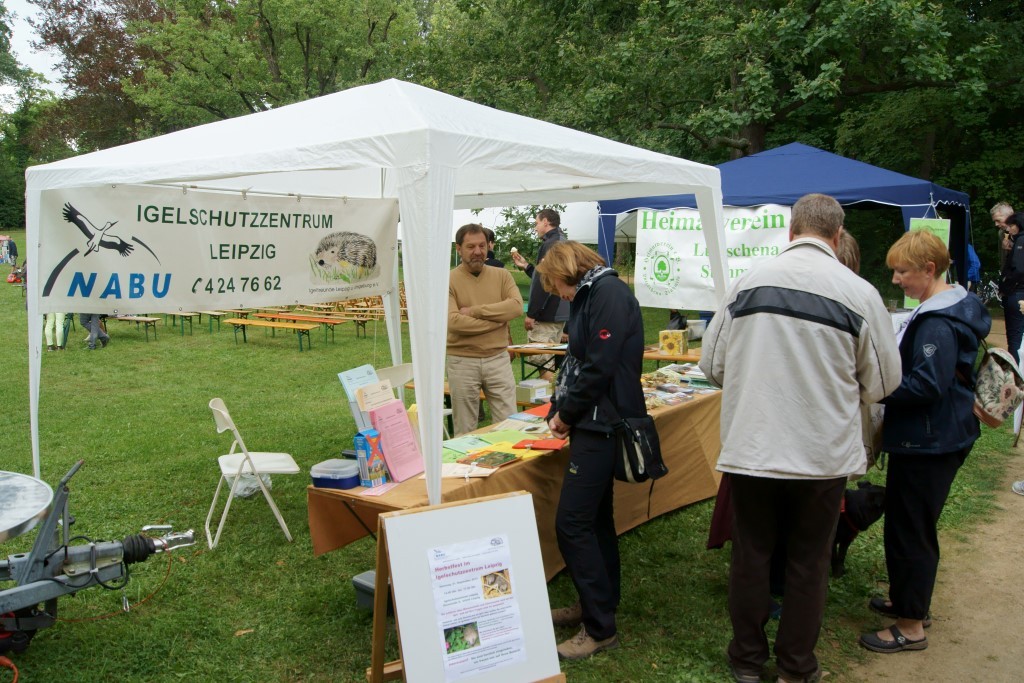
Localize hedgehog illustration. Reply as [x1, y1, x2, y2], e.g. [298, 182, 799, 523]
[314, 231, 378, 271]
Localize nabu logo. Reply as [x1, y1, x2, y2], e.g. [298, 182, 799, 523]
[43, 203, 167, 300]
[641, 242, 682, 297]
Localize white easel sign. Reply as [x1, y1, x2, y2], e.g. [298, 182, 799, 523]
[383, 492, 560, 683]
[430, 534, 524, 679]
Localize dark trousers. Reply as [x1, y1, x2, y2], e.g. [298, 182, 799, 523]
[555, 428, 620, 640]
[884, 449, 967, 620]
[79, 313, 108, 349]
[727, 474, 846, 679]
[1003, 291, 1024, 363]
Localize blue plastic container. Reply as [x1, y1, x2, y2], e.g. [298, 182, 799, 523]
[310, 458, 360, 489]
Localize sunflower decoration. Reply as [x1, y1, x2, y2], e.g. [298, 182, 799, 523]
[659, 330, 686, 355]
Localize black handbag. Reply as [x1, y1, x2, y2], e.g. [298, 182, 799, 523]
[599, 396, 668, 484]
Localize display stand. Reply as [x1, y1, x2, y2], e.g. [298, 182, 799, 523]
[367, 492, 564, 683]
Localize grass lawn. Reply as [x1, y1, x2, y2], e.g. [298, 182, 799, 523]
[0, 226, 1015, 681]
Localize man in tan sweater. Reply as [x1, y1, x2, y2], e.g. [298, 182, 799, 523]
[448, 224, 523, 435]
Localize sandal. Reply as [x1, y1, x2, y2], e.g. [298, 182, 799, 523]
[859, 625, 928, 653]
[868, 597, 932, 628]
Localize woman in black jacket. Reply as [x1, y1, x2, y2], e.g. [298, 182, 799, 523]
[859, 230, 990, 654]
[535, 241, 645, 661]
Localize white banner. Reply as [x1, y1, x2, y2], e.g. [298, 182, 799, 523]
[37, 185, 398, 314]
[634, 204, 791, 310]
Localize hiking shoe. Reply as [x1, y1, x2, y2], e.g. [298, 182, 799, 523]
[100, 337, 109, 348]
[551, 601, 583, 628]
[556, 625, 618, 660]
[1012, 480, 1024, 496]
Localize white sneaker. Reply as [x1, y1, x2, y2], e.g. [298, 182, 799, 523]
[1011, 480, 1024, 496]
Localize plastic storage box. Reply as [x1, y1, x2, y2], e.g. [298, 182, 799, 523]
[352, 570, 393, 613]
[310, 458, 360, 489]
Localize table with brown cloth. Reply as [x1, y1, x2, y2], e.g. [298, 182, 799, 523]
[307, 390, 722, 580]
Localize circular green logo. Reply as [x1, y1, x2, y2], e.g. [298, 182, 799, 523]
[641, 242, 681, 296]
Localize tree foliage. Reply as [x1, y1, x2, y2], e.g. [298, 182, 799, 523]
[126, 0, 423, 128]
[10, 0, 1024, 276]
[27, 0, 167, 149]
[1, 0, 23, 87]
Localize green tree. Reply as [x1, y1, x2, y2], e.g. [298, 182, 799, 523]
[0, 0, 22, 87]
[0, 90, 73, 228]
[491, 204, 564, 264]
[127, 0, 424, 128]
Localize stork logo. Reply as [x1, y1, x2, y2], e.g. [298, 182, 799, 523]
[63, 203, 135, 257]
[43, 202, 168, 300]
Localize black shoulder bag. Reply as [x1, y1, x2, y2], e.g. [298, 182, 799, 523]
[598, 395, 668, 484]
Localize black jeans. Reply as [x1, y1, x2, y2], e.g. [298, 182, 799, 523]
[884, 449, 968, 620]
[1003, 290, 1024, 363]
[727, 474, 846, 679]
[555, 427, 620, 640]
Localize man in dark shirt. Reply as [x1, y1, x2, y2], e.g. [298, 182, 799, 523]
[511, 208, 570, 380]
[483, 227, 505, 268]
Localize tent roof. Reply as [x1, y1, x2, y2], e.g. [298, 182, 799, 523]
[27, 79, 719, 207]
[598, 142, 969, 214]
[24, 79, 729, 500]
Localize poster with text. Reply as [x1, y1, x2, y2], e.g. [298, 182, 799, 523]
[634, 204, 791, 311]
[37, 185, 398, 314]
[429, 534, 524, 681]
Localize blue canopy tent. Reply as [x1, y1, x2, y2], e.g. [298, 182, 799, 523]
[598, 142, 972, 283]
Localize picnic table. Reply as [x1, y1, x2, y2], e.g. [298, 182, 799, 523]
[252, 312, 348, 343]
[162, 312, 198, 336]
[196, 311, 228, 333]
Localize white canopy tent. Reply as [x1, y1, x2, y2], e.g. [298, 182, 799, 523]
[25, 79, 727, 504]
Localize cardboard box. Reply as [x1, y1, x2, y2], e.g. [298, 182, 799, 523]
[659, 329, 688, 355]
[516, 379, 551, 403]
[353, 429, 388, 487]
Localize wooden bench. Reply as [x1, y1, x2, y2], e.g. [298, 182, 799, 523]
[252, 312, 348, 343]
[197, 310, 228, 333]
[222, 318, 319, 351]
[108, 315, 161, 342]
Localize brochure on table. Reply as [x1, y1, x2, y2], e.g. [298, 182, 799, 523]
[369, 399, 425, 482]
[338, 364, 378, 431]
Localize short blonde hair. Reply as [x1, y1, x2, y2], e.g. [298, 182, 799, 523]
[535, 241, 605, 294]
[886, 230, 950, 275]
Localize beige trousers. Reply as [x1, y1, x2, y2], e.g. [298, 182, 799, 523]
[446, 352, 517, 435]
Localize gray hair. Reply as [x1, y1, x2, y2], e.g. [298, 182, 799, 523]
[791, 193, 844, 239]
[991, 202, 1014, 219]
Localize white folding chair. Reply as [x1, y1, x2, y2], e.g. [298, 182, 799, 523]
[205, 398, 300, 549]
[376, 363, 452, 438]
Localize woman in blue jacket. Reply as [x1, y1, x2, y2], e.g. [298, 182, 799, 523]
[860, 230, 991, 654]
[536, 241, 645, 661]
